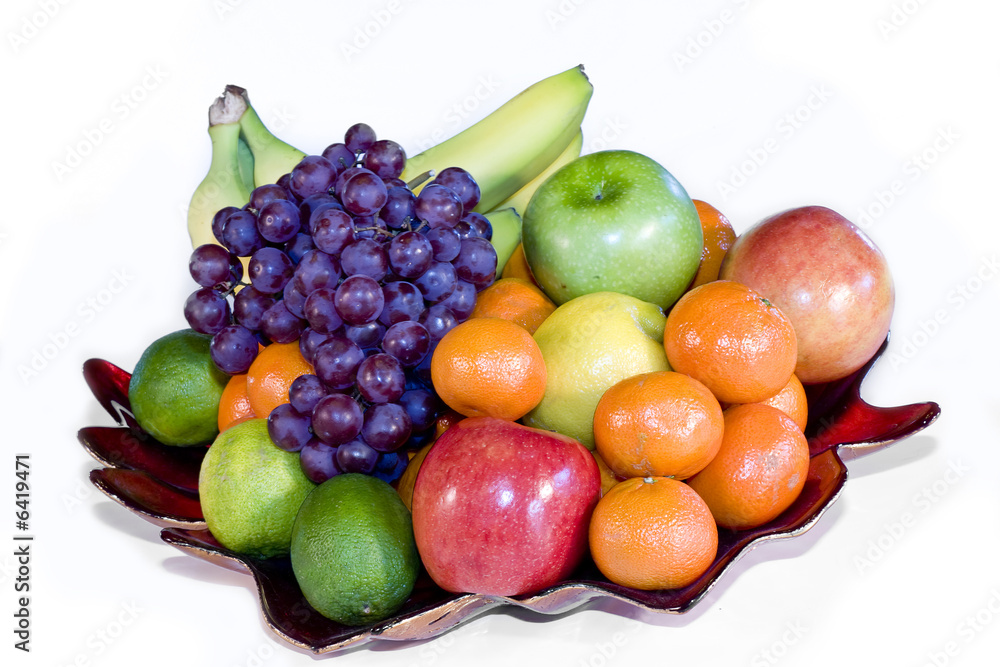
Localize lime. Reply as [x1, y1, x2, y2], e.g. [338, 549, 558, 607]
[291, 473, 420, 627]
[198, 418, 315, 559]
[128, 328, 228, 446]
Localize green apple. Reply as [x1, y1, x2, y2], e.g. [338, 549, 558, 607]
[522, 150, 702, 310]
[523, 291, 670, 450]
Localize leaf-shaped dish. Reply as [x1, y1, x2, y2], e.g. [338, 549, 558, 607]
[78, 336, 940, 655]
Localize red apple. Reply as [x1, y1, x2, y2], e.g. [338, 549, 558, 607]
[719, 206, 894, 385]
[411, 416, 601, 597]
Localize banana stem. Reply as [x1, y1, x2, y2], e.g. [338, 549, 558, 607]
[208, 85, 248, 127]
[406, 170, 435, 191]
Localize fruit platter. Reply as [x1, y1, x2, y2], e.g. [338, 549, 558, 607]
[77, 65, 940, 655]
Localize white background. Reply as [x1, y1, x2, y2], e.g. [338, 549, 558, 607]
[2, 0, 998, 665]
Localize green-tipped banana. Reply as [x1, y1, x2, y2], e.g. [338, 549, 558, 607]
[233, 86, 306, 187]
[186, 94, 252, 250]
[401, 65, 594, 214]
[236, 135, 255, 193]
[490, 130, 583, 217]
[484, 207, 522, 274]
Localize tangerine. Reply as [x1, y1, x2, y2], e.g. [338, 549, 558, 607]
[690, 200, 737, 289]
[245, 342, 316, 417]
[470, 277, 557, 334]
[757, 373, 808, 431]
[218, 373, 256, 431]
[593, 371, 723, 480]
[589, 476, 718, 590]
[664, 280, 797, 404]
[687, 403, 810, 531]
[430, 317, 547, 421]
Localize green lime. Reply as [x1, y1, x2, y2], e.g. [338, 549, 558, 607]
[127, 328, 228, 446]
[291, 473, 420, 627]
[198, 418, 315, 559]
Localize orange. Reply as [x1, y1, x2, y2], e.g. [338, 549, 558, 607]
[218, 373, 256, 431]
[593, 371, 723, 480]
[690, 200, 737, 289]
[430, 317, 547, 421]
[245, 342, 315, 417]
[500, 243, 538, 285]
[687, 403, 810, 531]
[470, 277, 557, 334]
[757, 373, 808, 431]
[664, 280, 797, 405]
[589, 476, 718, 590]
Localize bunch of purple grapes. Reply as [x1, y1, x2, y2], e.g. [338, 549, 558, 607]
[183, 122, 498, 484]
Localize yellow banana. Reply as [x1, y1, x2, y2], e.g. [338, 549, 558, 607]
[490, 130, 583, 217]
[401, 65, 593, 213]
[484, 207, 522, 275]
[234, 86, 306, 187]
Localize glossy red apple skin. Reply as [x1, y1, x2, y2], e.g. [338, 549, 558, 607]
[719, 206, 894, 385]
[411, 416, 601, 597]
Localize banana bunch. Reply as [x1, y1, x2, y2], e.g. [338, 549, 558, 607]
[186, 85, 305, 250]
[186, 66, 594, 274]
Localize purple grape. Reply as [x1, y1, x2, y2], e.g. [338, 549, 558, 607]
[432, 167, 480, 211]
[453, 237, 498, 288]
[437, 279, 477, 321]
[311, 393, 363, 445]
[333, 166, 366, 200]
[399, 388, 440, 432]
[267, 403, 312, 452]
[247, 247, 294, 294]
[322, 142, 356, 172]
[379, 281, 425, 325]
[212, 206, 241, 243]
[293, 249, 341, 295]
[334, 274, 384, 326]
[362, 139, 406, 180]
[303, 287, 344, 335]
[276, 173, 298, 201]
[414, 261, 458, 303]
[248, 183, 289, 211]
[299, 327, 333, 365]
[341, 169, 388, 217]
[415, 183, 464, 229]
[256, 199, 301, 244]
[345, 123, 376, 153]
[356, 353, 406, 404]
[221, 210, 265, 256]
[344, 321, 386, 350]
[455, 211, 492, 241]
[284, 233, 316, 264]
[289, 374, 327, 415]
[298, 192, 341, 222]
[381, 321, 430, 367]
[336, 438, 379, 474]
[388, 231, 433, 279]
[299, 438, 340, 483]
[425, 227, 462, 262]
[281, 279, 308, 319]
[340, 238, 388, 280]
[372, 451, 409, 484]
[380, 186, 417, 230]
[312, 336, 365, 390]
[233, 286, 274, 331]
[310, 208, 356, 256]
[210, 324, 259, 374]
[352, 214, 389, 242]
[184, 288, 231, 335]
[361, 403, 412, 452]
[260, 300, 305, 344]
[419, 304, 459, 343]
[288, 155, 338, 199]
[189, 244, 233, 288]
